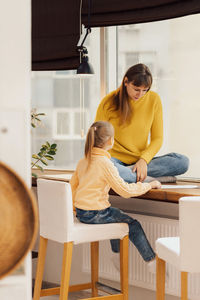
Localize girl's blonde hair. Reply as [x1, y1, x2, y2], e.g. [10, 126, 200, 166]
[85, 121, 114, 166]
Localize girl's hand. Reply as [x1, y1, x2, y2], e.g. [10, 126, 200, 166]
[149, 180, 162, 189]
[132, 158, 147, 182]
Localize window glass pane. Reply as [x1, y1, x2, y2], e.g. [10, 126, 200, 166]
[117, 15, 200, 178]
[31, 28, 100, 170]
[56, 112, 70, 135]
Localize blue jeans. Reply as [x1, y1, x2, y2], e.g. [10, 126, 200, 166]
[111, 152, 189, 183]
[76, 207, 155, 262]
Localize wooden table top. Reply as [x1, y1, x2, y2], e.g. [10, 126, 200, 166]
[110, 181, 200, 203]
[32, 174, 200, 204]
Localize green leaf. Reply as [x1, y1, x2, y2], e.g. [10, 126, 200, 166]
[32, 173, 38, 178]
[38, 152, 43, 157]
[41, 144, 48, 149]
[50, 144, 57, 149]
[47, 150, 56, 155]
[36, 113, 45, 116]
[35, 164, 44, 171]
[31, 123, 36, 128]
[46, 141, 50, 147]
[44, 155, 54, 160]
[40, 159, 48, 166]
[32, 154, 39, 159]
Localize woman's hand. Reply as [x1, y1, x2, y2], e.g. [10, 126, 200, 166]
[132, 158, 147, 182]
[149, 180, 162, 189]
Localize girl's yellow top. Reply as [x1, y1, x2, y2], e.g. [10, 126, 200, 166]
[70, 148, 151, 210]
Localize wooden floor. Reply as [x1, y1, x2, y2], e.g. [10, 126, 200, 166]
[38, 286, 179, 300]
[40, 289, 106, 300]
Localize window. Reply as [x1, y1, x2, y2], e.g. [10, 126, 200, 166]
[32, 15, 200, 177]
[115, 15, 200, 177]
[31, 28, 100, 169]
[53, 108, 89, 139]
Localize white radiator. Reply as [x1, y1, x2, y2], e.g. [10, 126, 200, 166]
[82, 213, 200, 299]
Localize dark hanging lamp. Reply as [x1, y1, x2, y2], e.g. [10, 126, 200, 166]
[77, 0, 94, 75]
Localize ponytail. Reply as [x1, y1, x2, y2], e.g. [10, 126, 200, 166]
[84, 121, 114, 168]
[84, 126, 96, 166]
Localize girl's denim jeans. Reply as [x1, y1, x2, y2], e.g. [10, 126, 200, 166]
[76, 206, 155, 262]
[111, 152, 189, 183]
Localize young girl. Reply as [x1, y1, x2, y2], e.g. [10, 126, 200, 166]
[70, 121, 161, 269]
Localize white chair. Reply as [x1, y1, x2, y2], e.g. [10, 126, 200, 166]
[33, 178, 129, 300]
[156, 196, 200, 300]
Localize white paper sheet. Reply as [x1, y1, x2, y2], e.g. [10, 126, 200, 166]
[161, 184, 198, 189]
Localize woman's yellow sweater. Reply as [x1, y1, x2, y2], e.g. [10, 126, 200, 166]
[95, 90, 163, 164]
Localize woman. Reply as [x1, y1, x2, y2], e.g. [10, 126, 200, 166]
[95, 63, 189, 183]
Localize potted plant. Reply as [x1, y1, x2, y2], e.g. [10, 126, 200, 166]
[31, 109, 57, 178]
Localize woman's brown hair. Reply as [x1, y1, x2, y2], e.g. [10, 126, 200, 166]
[108, 63, 152, 125]
[85, 121, 114, 167]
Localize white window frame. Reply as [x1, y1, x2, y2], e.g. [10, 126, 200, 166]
[52, 107, 89, 140]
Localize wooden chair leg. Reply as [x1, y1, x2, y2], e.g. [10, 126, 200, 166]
[33, 236, 48, 300]
[120, 235, 129, 300]
[60, 242, 73, 300]
[181, 271, 188, 300]
[156, 255, 165, 300]
[91, 241, 99, 297]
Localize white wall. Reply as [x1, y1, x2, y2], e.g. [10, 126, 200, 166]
[0, 0, 32, 299]
[0, 0, 31, 185]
